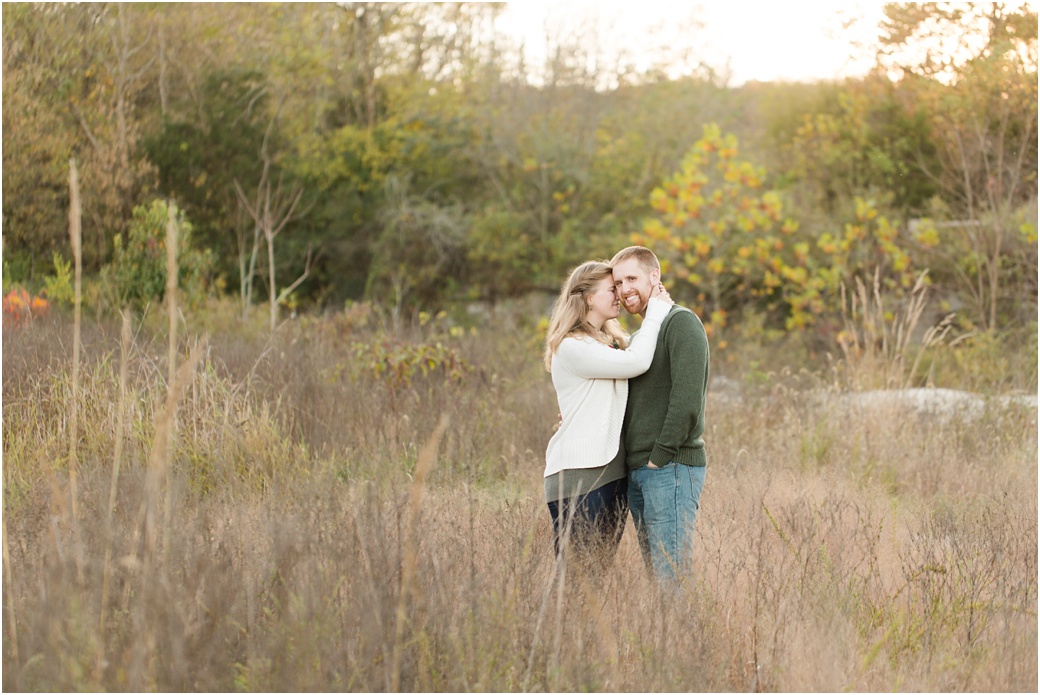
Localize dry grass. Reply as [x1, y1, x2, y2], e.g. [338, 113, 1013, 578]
[2, 304, 1037, 692]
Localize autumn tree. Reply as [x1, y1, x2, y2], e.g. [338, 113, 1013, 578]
[879, 2, 1038, 330]
[637, 124, 919, 338]
[2, 4, 74, 280]
[2, 4, 156, 274]
[785, 75, 939, 219]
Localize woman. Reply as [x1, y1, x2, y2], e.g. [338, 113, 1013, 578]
[543, 260, 672, 571]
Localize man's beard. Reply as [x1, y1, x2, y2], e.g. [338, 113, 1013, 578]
[622, 289, 648, 315]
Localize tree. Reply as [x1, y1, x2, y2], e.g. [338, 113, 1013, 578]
[98, 200, 214, 312]
[146, 68, 271, 285]
[234, 143, 309, 331]
[879, 2, 1038, 330]
[366, 176, 467, 322]
[635, 124, 805, 335]
[636, 125, 919, 338]
[2, 4, 75, 280]
[785, 75, 939, 218]
[1, 4, 157, 275]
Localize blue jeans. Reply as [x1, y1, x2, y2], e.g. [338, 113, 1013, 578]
[547, 478, 628, 573]
[628, 463, 706, 582]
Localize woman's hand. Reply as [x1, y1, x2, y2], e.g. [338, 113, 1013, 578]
[650, 283, 673, 305]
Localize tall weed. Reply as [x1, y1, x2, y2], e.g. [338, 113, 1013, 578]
[3, 306, 1036, 692]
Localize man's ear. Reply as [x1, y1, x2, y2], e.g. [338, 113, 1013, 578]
[651, 268, 661, 284]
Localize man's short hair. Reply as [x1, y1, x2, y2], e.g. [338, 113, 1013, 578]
[610, 246, 660, 274]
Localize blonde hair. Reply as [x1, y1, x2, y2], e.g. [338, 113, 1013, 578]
[544, 261, 629, 371]
[609, 245, 660, 274]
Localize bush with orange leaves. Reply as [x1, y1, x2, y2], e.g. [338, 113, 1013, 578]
[2, 288, 49, 329]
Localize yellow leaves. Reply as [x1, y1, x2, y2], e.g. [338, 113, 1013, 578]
[698, 122, 723, 149]
[650, 186, 669, 212]
[1019, 223, 1037, 244]
[642, 218, 670, 242]
[785, 311, 812, 331]
[784, 265, 807, 284]
[855, 197, 878, 221]
[817, 233, 837, 255]
[694, 239, 712, 258]
[913, 219, 940, 247]
[760, 190, 783, 216]
[875, 217, 896, 242]
[737, 246, 752, 259]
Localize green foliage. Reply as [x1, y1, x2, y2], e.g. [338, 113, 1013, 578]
[340, 337, 471, 392]
[787, 77, 939, 215]
[923, 323, 1039, 393]
[99, 200, 215, 312]
[42, 252, 74, 306]
[3, 1, 1036, 342]
[466, 209, 542, 299]
[365, 177, 468, 313]
[2, 5, 80, 274]
[145, 69, 271, 283]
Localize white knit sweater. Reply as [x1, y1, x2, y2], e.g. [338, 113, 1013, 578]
[544, 297, 670, 478]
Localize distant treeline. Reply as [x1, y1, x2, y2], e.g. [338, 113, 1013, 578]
[3, 3, 1036, 333]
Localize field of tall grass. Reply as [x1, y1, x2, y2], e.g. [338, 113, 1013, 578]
[3, 297, 1037, 692]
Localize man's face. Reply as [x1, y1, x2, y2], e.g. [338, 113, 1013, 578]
[612, 257, 659, 317]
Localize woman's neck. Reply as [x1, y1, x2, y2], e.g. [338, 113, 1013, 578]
[585, 321, 610, 343]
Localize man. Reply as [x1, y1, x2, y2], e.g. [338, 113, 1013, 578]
[610, 246, 709, 582]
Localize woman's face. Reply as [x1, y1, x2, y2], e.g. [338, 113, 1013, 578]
[585, 275, 620, 327]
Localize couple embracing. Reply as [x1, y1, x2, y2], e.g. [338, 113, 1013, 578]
[543, 246, 709, 583]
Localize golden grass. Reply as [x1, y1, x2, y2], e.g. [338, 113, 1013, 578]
[2, 306, 1037, 691]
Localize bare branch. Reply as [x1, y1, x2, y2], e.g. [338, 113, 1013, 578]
[275, 246, 324, 304]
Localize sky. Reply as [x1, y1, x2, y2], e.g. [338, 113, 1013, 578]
[497, 1, 888, 85]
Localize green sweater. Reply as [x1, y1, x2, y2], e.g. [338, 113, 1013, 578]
[622, 305, 709, 470]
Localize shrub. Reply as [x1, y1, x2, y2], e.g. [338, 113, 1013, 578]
[2, 288, 49, 329]
[99, 199, 216, 312]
